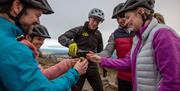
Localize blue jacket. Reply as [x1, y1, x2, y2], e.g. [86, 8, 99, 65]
[0, 17, 79, 91]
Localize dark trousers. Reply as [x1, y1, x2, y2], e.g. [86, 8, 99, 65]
[118, 78, 132, 91]
[72, 64, 103, 91]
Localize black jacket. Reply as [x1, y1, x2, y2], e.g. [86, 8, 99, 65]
[58, 22, 103, 53]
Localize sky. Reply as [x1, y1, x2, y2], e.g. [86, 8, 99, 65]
[40, 0, 180, 46]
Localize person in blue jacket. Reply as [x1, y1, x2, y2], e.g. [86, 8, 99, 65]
[0, 0, 88, 91]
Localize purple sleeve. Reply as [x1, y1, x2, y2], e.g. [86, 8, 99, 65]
[153, 28, 180, 91]
[100, 53, 131, 71]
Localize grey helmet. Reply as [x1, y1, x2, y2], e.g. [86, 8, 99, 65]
[30, 24, 51, 38]
[117, 0, 155, 16]
[88, 8, 105, 22]
[112, 3, 124, 19]
[0, 0, 54, 14]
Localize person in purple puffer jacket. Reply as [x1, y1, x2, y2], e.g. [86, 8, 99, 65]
[87, 0, 180, 91]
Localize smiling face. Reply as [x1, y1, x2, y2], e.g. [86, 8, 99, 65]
[19, 8, 42, 33]
[116, 15, 126, 27]
[31, 36, 45, 50]
[123, 7, 154, 32]
[88, 17, 102, 30]
[124, 11, 143, 32]
[123, 11, 143, 32]
[6, 0, 43, 33]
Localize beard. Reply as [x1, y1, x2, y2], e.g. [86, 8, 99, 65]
[21, 23, 34, 34]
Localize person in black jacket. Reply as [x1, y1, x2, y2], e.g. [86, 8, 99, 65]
[58, 8, 104, 91]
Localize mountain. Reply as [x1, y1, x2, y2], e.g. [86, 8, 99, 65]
[40, 39, 68, 57]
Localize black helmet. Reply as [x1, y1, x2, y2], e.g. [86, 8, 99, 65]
[22, 0, 54, 14]
[117, 0, 155, 16]
[0, 0, 54, 14]
[112, 3, 124, 19]
[30, 24, 51, 38]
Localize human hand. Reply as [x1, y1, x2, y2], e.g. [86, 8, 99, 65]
[73, 58, 88, 75]
[86, 51, 101, 63]
[70, 58, 78, 66]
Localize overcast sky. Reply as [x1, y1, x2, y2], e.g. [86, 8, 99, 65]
[40, 0, 180, 45]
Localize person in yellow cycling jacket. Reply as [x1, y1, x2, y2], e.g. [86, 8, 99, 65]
[58, 8, 104, 91]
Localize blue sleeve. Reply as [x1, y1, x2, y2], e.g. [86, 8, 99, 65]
[0, 43, 79, 91]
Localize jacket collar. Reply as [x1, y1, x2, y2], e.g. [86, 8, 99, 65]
[141, 18, 158, 40]
[136, 18, 158, 40]
[0, 17, 23, 38]
[116, 25, 135, 36]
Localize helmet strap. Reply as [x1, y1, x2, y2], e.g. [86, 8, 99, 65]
[29, 36, 34, 43]
[142, 12, 153, 26]
[141, 14, 147, 26]
[137, 8, 152, 26]
[7, 5, 28, 34]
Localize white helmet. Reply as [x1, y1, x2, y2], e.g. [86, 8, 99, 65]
[88, 8, 105, 22]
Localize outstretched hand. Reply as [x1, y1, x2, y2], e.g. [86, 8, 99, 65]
[73, 58, 88, 75]
[86, 51, 101, 63]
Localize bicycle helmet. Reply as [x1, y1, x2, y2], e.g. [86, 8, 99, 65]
[117, 0, 155, 16]
[0, 0, 54, 14]
[23, 0, 54, 14]
[30, 24, 51, 38]
[112, 3, 124, 19]
[88, 8, 105, 22]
